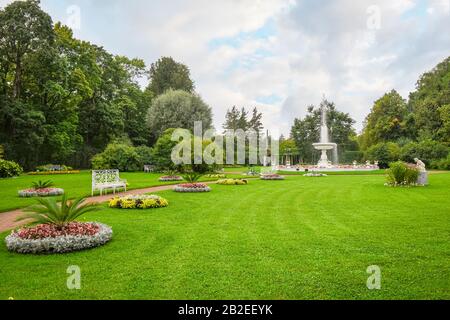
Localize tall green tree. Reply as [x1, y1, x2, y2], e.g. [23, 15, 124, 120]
[409, 56, 450, 143]
[147, 90, 213, 142]
[147, 57, 195, 96]
[360, 90, 411, 150]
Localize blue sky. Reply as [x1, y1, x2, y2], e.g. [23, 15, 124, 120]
[1, 0, 449, 135]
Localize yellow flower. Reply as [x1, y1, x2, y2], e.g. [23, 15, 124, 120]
[109, 197, 120, 208]
[121, 199, 136, 209]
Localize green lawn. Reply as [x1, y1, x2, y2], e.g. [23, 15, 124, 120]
[0, 173, 449, 300]
[0, 171, 249, 213]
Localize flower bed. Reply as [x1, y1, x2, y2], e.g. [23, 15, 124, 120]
[28, 171, 80, 175]
[217, 179, 248, 185]
[260, 174, 285, 181]
[109, 194, 169, 209]
[174, 183, 211, 193]
[304, 173, 328, 177]
[18, 188, 64, 198]
[159, 175, 183, 182]
[5, 222, 112, 254]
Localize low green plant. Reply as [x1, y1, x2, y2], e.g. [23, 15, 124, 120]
[0, 159, 23, 178]
[386, 161, 419, 186]
[17, 194, 102, 229]
[31, 180, 54, 190]
[182, 172, 203, 183]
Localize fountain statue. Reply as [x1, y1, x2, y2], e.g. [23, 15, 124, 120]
[312, 104, 337, 168]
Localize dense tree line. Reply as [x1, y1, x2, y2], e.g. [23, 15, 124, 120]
[0, 0, 212, 170]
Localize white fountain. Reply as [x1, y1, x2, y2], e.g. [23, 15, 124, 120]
[312, 104, 337, 168]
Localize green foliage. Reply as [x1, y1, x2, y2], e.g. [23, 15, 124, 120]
[151, 129, 180, 171]
[18, 194, 101, 228]
[36, 164, 72, 172]
[342, 151, 364, 164]
[400, 139, 449, 166]
[223, 106, 264, 134]
[360, 90, 410, 149]
[430, 155, 450, 170]
[91, 142, 142, 172]
[182, 172, 203, 183]
[31, 180, 54, 190]
[135, 146, 153, 166]
[147, 90, 213, 141]
[409, 57, 450, 142]
[0, 159, 23, 178]
[291, 99, 357, 164]
[365, 142, 400, 169]
[147, 57, 195, 96]
[386, 161, 419, 186]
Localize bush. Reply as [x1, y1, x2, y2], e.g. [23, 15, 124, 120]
[400, 140, 449, 166]
[365, 142, 400, 169]
[217, 179, 248, 185]
[386, 161, 420, 186]
[0, 159, 23, 178]
[109, 195, 169, 209]
[35, 164, 72, 172]
[135, 146, 153, 166]
[92, 142, 141, 172]
[430, 155, 450, 170]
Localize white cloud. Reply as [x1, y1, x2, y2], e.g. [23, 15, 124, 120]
[4, 0, 450, 136]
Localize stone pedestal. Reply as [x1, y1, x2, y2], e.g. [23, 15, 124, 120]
[417, 172, 428, 186]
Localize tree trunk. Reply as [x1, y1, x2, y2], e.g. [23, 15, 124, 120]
[13, 53, 21, 99]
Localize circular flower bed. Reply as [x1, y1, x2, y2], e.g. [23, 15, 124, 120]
[5, 222, 112, 254]
[217, 179, 248, 185]
[18, 188, 64, 198]
[159, 176, 183, 182]
[304, 173, 328, 177]
[109, 194, 169, 209]
[260, 174, 285, 181]
[174, 183, 211, 193]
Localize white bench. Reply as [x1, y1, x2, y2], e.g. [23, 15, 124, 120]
[92, 170, 127, 196]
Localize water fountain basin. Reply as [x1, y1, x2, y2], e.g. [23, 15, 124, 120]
[312, 143, 336, 151]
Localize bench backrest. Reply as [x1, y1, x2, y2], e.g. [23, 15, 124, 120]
[92, 170, 121, 187]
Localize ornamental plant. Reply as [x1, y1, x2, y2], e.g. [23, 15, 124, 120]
[109, 195, 169, 209]
[386, 161, 420, 186]
[217, 179, 248, 185]
[182, 172, 204, 183]
[0, 159, 23, 178]
[31, 180, 54, 190]
[17, 194, 101, 229]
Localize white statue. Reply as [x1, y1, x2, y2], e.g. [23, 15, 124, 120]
[414, 158, 426, 173]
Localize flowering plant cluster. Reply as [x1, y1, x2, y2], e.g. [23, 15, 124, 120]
[159, 175, 183, 182]
[109, 194, 169, 209]
[174, 183, 211, 193]
[217, 179, 248, 185]
[304, 173, 328, 177]
[15, 222, 100, 240]
[205, 174, 226, 179]
[28, 171, 80, 175]
[18, 188, 64, 198]
[260, 174, 285, 181]
[5, 223, 112, 254]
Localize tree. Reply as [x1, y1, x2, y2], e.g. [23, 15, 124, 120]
[365, 142, 401, 168]
[409, 56, 450, 143]
[291, 100, 356, 164]
[147, 57, 195, 96]
[360, 90, 410, 149]
[0, 0, 54, 100]
[147, 90, 213, 141]
[223, 106, 263, 133]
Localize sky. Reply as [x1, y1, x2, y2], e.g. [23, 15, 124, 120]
[1, 0, 449, 136]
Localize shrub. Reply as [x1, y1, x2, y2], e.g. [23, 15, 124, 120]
[109, 195, 169, 209]
[386, 161, 420, 186]
[400, 140, 449, 166]
[92, 142, 141, 172]
[365, 142, 401, 169]
[430, 155, 450, 170]
[0, 159, 23, 178]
